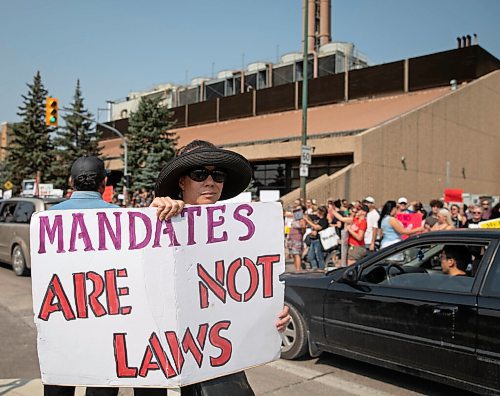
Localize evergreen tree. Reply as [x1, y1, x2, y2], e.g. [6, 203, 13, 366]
[126, 95, 177, 191]
[52, 79, 101, 189]
[6, 71, 55, 190]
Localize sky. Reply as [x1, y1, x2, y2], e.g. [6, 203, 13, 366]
[1, 0, 499, 124]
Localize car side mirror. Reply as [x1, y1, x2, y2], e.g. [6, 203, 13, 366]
[342, 267, 358, 284]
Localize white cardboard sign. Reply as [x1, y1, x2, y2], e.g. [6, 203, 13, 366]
[30, 202, 285, 388]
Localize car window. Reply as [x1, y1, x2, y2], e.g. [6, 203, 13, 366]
[359, 242, 489, 293]
[481, 247, 500, 297]
[14, 201, 36, 223]
[0, 202, 18, 223]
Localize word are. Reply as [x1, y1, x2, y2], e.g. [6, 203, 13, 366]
[114, 321, 232, 379]
[38, 268, 131, 321]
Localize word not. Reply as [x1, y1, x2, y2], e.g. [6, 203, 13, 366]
[38, 205, 255, 254]
[197, 254, 280, 309]
[114, 321, 232, 379]
[38, 268, 131, 321]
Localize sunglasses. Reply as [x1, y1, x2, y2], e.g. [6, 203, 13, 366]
[187, 168, 227, 183]
[472, 211, 482, 215]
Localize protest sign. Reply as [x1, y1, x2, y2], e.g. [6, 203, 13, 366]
[396, 212, 423, 239]
[102, 185, 114, 203]
[444, 188, 463, 203]
[479, 218, 500, 229]
[30, 202, 285, 388]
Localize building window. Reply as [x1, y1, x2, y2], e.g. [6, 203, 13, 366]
[120, 109, 128, 119]
[251, 154, 353, 196]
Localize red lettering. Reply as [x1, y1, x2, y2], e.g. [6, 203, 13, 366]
[86, 271, 107, 317]
[197, 262, 226, 309]
[257, 254, 280, 298]
[165, 331, 184, 374]
[147, 332, 177, 378]
[182, 327, 204, 368]
[73, 272, 87, 318]
[113, 333, 138, 378]
[209, 321, 232, 367]
[38, 274, 76, 321]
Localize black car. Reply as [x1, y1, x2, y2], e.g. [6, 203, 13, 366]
[281, 230, 500, 395]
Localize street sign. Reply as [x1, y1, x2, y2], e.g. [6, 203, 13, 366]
[301, 145, 312, 165]
[299, 164, 309, 177]
[3, 180, 13, 190]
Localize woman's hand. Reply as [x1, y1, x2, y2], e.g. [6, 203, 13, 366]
[150, 197, 185, 221]
[276, 305, 291, 332]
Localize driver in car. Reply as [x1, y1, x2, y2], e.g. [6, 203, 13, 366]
[440, 245, 472, 276]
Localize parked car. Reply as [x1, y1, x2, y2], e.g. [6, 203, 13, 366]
[0, 197, 65, 276]
[281, 230, 500, 395]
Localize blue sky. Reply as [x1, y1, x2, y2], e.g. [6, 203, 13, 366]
[1, 0, 499, 123]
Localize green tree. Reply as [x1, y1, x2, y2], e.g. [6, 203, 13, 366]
[126, 95, 177, 191]
[6, 71, 55, 191]
[52, 79, 101, 189]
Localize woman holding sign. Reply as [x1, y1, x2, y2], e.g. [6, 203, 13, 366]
[149, 140, 290, 396]
[378, 200, 424, 249]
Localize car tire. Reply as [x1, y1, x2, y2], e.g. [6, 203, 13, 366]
[12, 245, 28, 276]
[281, 303, 308, 360]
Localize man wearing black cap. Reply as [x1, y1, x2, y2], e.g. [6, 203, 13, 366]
[45, 155, 118, 396]
[49, 155, 118, 211]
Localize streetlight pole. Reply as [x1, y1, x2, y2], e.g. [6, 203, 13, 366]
[300, 0, 310, 201]
[60, 108, 129, 205]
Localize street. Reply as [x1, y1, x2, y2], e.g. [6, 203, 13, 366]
[0, 263, 472, 395]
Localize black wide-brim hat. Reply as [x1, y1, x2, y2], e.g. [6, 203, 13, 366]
[154, 147, 253, 200]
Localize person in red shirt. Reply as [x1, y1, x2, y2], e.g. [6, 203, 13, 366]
[346, 204, 368, 265]
[331, 203, 369, 265]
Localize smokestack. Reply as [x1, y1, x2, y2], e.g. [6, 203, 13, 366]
[457, 37, 462, 48]
[307, 0, 315, 51]
[461, 36, 467, 48]
[466, 34, 472, 47]
[473, 33, 478, 45]
[319, 0, 331, 46]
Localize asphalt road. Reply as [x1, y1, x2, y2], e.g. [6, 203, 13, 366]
[0, 263, 472, 395]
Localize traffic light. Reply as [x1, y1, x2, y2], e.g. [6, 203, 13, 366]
[123, 174, 132, 188]
[45, 97, 59, 127]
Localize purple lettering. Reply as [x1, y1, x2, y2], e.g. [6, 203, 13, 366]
[69, 213, 95, 252]
[206, 206, 228, 244]
[181, 206, 202, 246]
[38, 215, 65, 254]
[129, 212, 152, 250]
[97, 212, 122, 251]
[233, 204, 255, 241]
[152, 218, 181, 248]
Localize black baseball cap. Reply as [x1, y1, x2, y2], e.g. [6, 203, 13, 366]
[71, 156, 107, 181]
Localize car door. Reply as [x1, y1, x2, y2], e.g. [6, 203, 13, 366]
[12, 200, 36, 266]
[0, 201, 19, 262]
[324, 238, 489, 385]
[476, 240, 500, 393]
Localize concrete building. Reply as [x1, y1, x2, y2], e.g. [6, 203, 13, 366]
[0, 122, 13, 162]
[100, 43, 500, 206]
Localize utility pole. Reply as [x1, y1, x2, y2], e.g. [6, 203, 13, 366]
[300, 0, 310, 201]
[60, 107, 129, 205]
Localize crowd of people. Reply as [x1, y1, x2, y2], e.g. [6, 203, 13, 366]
[284, 196, 500, 272]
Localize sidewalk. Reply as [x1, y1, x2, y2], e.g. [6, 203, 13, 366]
[0, 380, 183, 395]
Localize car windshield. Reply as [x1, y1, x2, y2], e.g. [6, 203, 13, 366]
[359, 241, 490, 293]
